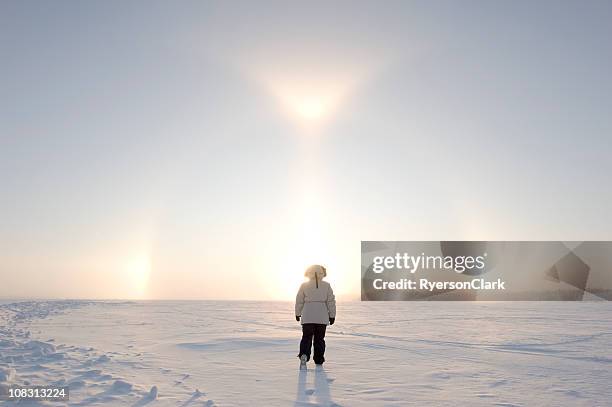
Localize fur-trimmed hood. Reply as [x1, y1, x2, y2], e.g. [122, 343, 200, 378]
[304, 264, 327, 280]
[304, 265, 326, 289]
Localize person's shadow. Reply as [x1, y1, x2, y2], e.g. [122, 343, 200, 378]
[294, 366, 337, 406]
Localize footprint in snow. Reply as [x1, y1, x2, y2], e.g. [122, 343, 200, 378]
[430, 372, 451, 380]
[489, 379, 508, 388]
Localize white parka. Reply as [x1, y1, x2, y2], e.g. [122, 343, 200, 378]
[295, 266, 336, 325]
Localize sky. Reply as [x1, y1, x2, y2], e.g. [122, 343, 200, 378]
[1, 1, 612, 300]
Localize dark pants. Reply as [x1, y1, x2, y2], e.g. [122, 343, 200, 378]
[299, 323, 326, 364]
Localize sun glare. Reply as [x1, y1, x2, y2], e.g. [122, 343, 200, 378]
[276, 87, 343, 122]
[240, 54, 382, 298]
[231, 43, 388, 126]
[124, 255, 151, 299]
[271, 245, 330, 300]
[253, 66, 360, 124]
[262, 201, 345, 300]
[294, 96, 329, 121]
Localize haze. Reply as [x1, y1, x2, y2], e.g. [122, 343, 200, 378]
[1, 1, 612, 300]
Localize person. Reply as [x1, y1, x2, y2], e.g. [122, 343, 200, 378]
[295, 264, 336, 367]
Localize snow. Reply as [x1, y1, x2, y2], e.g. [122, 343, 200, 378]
[0, 367, 16, 382]
[0, 300, 611, 406]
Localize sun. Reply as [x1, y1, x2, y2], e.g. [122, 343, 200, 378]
[263, 215, 338, 300]
[124, 255, 151, 299]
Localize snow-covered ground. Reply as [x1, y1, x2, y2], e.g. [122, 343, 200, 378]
[1, 300, 611, 406]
